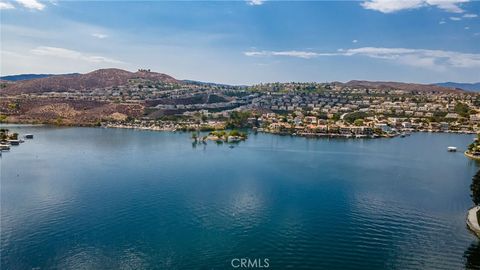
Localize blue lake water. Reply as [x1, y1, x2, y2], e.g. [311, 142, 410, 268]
[1, 125, 480, 269]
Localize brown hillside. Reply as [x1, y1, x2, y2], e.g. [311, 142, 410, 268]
[343, 80, 462, 93]
[1, 68, 178, 95]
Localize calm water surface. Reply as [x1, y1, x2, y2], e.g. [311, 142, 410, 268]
[1, 125, 480, 269]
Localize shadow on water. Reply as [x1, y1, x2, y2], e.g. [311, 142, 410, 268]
[468, 161, 480, 170]
[191, 141, 207, 151]
[464, 241, 480, 269]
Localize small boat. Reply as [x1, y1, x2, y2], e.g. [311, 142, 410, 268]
[227, 136, 241, 143]
[25, 134, 34, 139]
[8, 140, 20, 146]
[0, 144, 10, 151]
[447, 146, 457, 152]
[400, 133, 406, 138]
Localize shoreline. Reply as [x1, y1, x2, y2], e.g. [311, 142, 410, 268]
[467, 206, 480, 237]
[465, 151, 480, 160]
[2, 122, 478, 138]
[102, 124, 478, 138]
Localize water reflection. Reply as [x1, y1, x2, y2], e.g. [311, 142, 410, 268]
[464, 241, 480, 269]
[2, 127, 480, 269]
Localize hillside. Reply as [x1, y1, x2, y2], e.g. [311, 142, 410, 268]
[1, 68, 178, 95]
[343, 80, 462, 93]
[434, 82, 480, 92]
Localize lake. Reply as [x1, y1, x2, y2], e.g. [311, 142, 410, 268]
[1, 125, 480, 269]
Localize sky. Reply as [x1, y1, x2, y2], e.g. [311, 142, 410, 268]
[0, 0, 479, 85]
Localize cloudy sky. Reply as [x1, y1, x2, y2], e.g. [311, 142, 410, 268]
[0, 0, 479, 84]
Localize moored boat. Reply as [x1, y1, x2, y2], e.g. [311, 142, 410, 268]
[0, 144, 11, 151]
[8, 140, 20, 146]
[447, 146, 457, 152]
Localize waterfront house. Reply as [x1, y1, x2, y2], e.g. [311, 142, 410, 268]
[375, 123, 391, 133]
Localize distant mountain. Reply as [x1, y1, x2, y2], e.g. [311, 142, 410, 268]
[342, 80, 462, 93]
[0, 73, 79, 81]
[1, 68, 178, 95]
[182, 79, 247, 88]
[183, 80, 228, 87]
[434, 82, 480, 92]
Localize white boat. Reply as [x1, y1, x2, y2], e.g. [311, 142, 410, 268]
[227, 136, 241, 142]
[0, 144, 10, 151]
[447, 146, 457, 152]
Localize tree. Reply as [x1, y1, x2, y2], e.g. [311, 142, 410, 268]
[471, 170, 480, 205]
[229, 130, 240, 137]
[0, 128, 9, 141]
[226, 111, 252, 128]
[8, 103, 18, 110]
[354, 119, 364, 126]
[455, 102, 471, 117]
[344, 112, 367, 123]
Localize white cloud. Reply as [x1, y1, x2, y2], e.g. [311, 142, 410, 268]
[439, 20, 446, 24]
[30, 46, 123, 64]
[0, 1, 14, 9]
[246, 0, 264, 6]
[339, 47, 480, 69]
[343, 47, 480, 69]
[425, 0, 468, 13]
[244, 50, 336, 59]
[465, 26, 470, 30]
[449, 16, 462, 20]
[352, 39, 358, 43]
[15, 0, 45, 10]
[361, 0, 424, 13]
[92, 33, 108, 39]
[244, 51, 266, 57]
[271, 51, 324, 58]
[244, 47, 480, 69]
[361, 0, 468, 13]
[463, 13, 478, 18]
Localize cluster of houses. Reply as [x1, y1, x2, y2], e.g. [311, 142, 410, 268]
[247, 88, 477, 119]
[257, 110, 478, 138]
